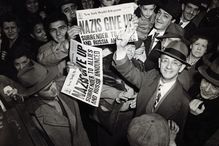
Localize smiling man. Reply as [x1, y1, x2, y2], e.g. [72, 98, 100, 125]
[179, 0, 201, 39]
[37, 12, 79, 91]
[114, 17, 189, 145]
[134, 0, 182, 71]
[58, 0, 79, 26]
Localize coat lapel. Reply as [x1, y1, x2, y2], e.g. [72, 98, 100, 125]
[156, 81, 182, 119]
[58, 97, 76, 133]
[136, 73, 160, 116]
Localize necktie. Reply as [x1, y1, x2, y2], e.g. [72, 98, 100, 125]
[153, 84, 162, 109]
[149, 32, 159, 52]
[179, 22, 183, 26]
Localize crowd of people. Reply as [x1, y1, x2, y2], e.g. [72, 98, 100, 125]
[0, 0, 218, 146]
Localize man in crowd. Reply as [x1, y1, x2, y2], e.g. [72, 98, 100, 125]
[16, 61, 91, 146]
[135, 0, 182, 71]
[58, 0, 79, 26]
[179, 0, 202, 39]
[113, 16, 190, 145]
[37, 12, 80, 90]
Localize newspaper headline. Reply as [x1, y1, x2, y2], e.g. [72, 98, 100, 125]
[61, 40, 103, 107]
[76, 3, 138, 46]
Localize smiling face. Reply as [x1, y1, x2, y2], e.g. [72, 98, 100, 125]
[200, 78, 219, 100]
[61, 3, 77, 24]
[32, 23, 48, 42]
[154, 9, 173, 31]
[2, 21, 19, 41]
[49, 20, 67, 43]
[159, 54, 185, 82]
[140, 4, 156, 19]
[182, 3, 200, 21]
[190, 38, 208, 58]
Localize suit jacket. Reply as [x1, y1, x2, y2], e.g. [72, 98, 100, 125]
[27, 94, 90, 146]
[134, 35, 161, 71]
[143, 35, 161, 71]
[113, 56, 190, 144]
[183, 21, 197, 40]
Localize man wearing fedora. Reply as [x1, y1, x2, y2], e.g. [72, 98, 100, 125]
[113, 17, 189, 145]
[183, 56, 219, 146]
[16, 61, 90, 146]
[135, 0, 182, 71]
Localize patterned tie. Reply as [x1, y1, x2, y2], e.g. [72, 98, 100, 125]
[153, 84, 162, 109]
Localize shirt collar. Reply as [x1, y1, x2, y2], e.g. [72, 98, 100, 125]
[159, 78, 176, 96]
[179, 18, 190, 28]
[148, 28, 166, 37]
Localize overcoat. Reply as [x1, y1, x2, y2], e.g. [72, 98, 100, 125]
[26, 94, 91, 146]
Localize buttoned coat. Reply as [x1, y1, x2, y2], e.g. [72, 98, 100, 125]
[113, 56, 190, 143]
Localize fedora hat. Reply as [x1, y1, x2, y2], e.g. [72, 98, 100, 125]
[158, 0, 182, 20]
[157, 23, 189, 45]
[157, 40, 190, 66]
[127, 113, 170, 146]
[198, 57, 219, 86]
[17, 61, 58, 96]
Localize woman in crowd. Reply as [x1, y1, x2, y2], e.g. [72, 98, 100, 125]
[179, 34, 210, 91]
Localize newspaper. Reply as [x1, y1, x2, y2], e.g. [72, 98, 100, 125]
[76, 3, 138, 46]
[61, 40, 103, 107]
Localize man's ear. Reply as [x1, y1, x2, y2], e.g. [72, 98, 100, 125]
[179, 64, 186, 73]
